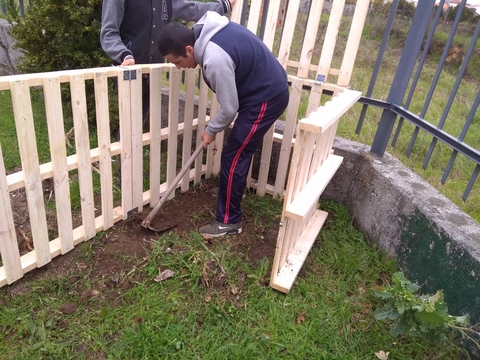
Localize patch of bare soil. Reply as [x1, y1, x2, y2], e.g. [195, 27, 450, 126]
[3, 177, 278, 303]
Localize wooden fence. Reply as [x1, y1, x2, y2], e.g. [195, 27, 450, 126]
[0, 0, 369, 291]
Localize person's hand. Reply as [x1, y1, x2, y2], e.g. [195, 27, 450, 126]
[201, 130, 216, 149]
[229, 0, 236, 8]
[121, 58, 135, 66]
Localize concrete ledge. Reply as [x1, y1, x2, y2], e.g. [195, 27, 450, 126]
[323, 137, 480, 331]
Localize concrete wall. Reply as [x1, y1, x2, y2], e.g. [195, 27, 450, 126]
[323, 137, 480, 334]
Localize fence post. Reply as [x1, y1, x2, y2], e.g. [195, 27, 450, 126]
[370, 0, 435, 157]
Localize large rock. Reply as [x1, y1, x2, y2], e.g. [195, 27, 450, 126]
[0, 19, 21, 75]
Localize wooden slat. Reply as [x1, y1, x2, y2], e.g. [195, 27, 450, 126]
[300, 89, 362, 134]
[285, 154, 343, 221]
[149, 66, 163, 207]
[273, 78, 302, 197]
[277, 0, 301, 68]
[195, 77, 209, 184]
[246, 0, 263, 34]
[0, 144, 23, 284]
[310, 128, 333, 179]
[297, 0, 325, 78]
[212, 125, 224, 176]
[338, 0, 370, 87]
[43, 75, 74, 254]
[181, 69, 196, 191]
[281, 215, 302, 270]
[118, 68, 133, 218]
[262, 0, 282, 50]
[206, 93, 219, 178]
[130, 68, 144, 212]
[70, 74, 96, 240]
[306, 82, 325, 116]
[0, 66, 121, 91]
[270, 217, 288, 279]
[230, 0, 244, 24]
[272, 122, 306, 273]
[256, 126, 275, 196]
[167, 67, 181, 200]
[292, 131, 316, 200]
[282, 129, 303, 209]
[316, 0, 346, 83]
[94, 71, 114, 228]
[246, 155, 254, 191]
[10, 80, 51, 267]
[270, 209, 328, 293]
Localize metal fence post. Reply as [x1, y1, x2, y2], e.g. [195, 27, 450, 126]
[370, 0, 435, 157]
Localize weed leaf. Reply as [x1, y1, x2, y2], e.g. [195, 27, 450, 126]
[374, 303, 399, 320]
[390, 317, 409, 336]
[414, 311, 446, 328]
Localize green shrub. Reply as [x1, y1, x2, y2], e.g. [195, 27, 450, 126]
[5, 0, 110, 73]
[5, 0, 117, 129]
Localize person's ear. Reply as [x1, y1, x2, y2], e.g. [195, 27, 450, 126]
[185, 45, 194, 56]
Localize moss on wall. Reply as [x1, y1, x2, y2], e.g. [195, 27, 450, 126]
[398, 209, 480, 324]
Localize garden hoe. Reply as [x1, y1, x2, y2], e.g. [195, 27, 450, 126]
[141, 143, 204, 232]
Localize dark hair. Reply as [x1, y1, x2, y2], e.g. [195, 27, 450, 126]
[158, 22, 195, 57]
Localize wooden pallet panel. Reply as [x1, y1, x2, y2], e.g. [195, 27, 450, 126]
[43, 75, 74, 254]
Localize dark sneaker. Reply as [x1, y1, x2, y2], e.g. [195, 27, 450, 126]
[199, 221, 242, 238]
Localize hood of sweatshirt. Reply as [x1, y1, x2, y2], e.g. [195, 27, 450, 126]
[192, 11, 229, 66]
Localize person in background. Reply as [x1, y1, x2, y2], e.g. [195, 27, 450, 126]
[157, 11, 289, 238]
[100, 0, 235, 123]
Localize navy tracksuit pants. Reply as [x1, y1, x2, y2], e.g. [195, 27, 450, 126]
[217, 88, 289, 224]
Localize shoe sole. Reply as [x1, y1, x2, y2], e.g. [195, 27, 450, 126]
[201, 228, 242, 239]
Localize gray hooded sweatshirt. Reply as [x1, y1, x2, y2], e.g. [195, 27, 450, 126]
[193, 12, 288, 136]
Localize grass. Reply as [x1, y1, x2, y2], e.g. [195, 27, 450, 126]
[0, 197, 469, 359]
[336, 14, 480, 223]
[0, 11, 478, 357]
